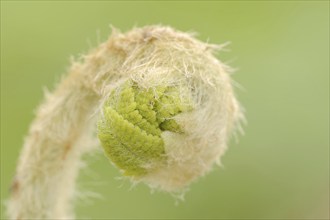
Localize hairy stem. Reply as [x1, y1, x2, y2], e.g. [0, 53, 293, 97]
[8, 73, 100, 219]
[7, 25, 131, 219]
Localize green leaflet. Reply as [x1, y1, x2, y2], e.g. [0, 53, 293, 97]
[97, 80, 191, 176]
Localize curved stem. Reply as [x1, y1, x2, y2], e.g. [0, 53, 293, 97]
[7, 24, 133, 219]
[7, 24, 131, 218]
[7, 73, 100, 219]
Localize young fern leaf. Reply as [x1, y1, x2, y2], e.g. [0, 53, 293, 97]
[8, 26, 243, 219]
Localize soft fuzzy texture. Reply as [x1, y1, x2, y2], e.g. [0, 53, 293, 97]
[8, 26, 243, 219]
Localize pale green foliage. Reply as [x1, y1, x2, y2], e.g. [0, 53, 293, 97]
[98, 80, 192, 176]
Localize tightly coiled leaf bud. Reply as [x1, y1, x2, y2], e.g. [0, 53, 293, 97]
[97, 26, 243, 191]
[8, 26, 243, 219]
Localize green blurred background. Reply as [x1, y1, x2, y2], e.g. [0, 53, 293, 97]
[1, 1, 329, 219]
